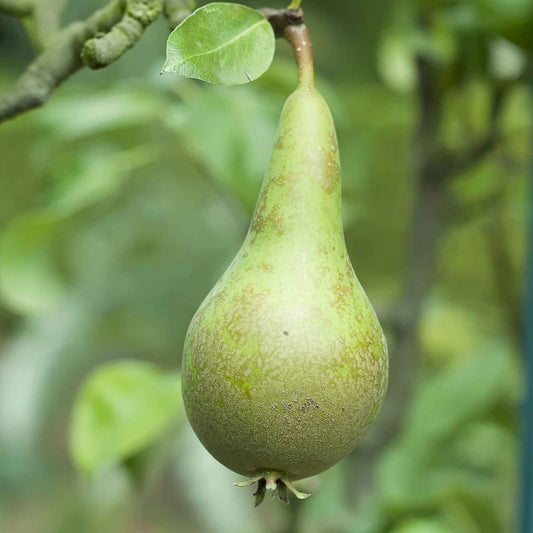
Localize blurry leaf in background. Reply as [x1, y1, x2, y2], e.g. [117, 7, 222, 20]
[0, 141, 159, 317]
[468, 0, 533, 50]
[0, 302, 90, 459]
[377, 9, 457, 94]
[70, 360, 182, 475]
[377, 29, 417, 93]
[46, 144, 159, 217]
[35, 88, 166, 140]
[163, 3, 275, 85]
[0, 211, 65, 315]
[488, 36, 528, 82]
[420, 297, 491, 366]
[402, 342, 515, 450]
[377, 341, 519, 530]
[165, 80, 278, 209]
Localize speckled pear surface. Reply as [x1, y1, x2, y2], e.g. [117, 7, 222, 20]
[182, 83, 388, 482]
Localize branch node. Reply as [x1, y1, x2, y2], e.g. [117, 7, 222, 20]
[259, 7, 304, 38]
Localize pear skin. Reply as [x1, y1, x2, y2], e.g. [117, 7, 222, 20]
[182, 78, 388, 485]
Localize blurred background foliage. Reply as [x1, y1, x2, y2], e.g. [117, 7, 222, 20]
[0, 0, 530, 531]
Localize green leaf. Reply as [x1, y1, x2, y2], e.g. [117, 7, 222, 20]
[0, 212, 66, 315]
[162, 2, 275, 85]
[402, 343, 512, 447]
[70, 360, 182, 475]
[47, 145, 158, 217]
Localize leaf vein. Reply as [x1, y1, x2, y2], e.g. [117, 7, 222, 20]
[172, 19, 267, 69]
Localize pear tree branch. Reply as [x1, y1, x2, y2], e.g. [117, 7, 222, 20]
[163, 0, 195, 29]
[0, 0, 195, 124]
[0, 0, 125, 123]
[29, 0, 69, 50]
[1, 0, 69, 51]
[81, 0, 163, 69]
[0, 3, 308, 124]
[421, 82, 510, 183]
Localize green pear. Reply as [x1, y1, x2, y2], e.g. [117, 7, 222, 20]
[182, 41, 388, 499]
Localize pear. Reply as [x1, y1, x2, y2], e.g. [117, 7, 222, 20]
[181, 26, 388, 501]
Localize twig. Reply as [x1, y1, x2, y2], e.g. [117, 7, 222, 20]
[31, 0, 69, 50]
[81, 0, 163, 69]
[422, 83, 509, 183]
[0, 0, 126, 123]
[0, 0, 197, 124]
[163, 0, 195, 30]
[259, 7, 304, 38]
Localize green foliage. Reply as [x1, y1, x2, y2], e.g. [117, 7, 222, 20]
[36, 88, 166, 139]
[0, 135, 158, 316]
[0, 211, 65, 315]
[375, 342, 519, 531]
[70, 360, 182, 475]
[401, 343, 514, 448]
[163, 3, 275, 85]
[468, 0, 533, 50]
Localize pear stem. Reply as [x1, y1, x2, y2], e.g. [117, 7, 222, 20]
[284, 23, 314, 88]
[259, 7, 314, 89]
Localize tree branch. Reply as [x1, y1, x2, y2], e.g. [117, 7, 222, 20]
[81, 0, 163, 69]
[163, 0, 195, 30]
[422, 83, 509, 183]
[0, 0, 197, 124]
[0, 0, 68, 49]
[0, 0, 127, 123]
[31, 0, 69, 50]
[259, 7, 304, 38]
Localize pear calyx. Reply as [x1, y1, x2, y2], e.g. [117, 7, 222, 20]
[234, 471, 311, 506]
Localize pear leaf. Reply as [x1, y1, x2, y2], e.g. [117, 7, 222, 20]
[70, 360, 182, 475]
[162, 2, 275, 85]
[0, 212, 66, 315]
